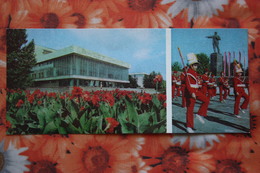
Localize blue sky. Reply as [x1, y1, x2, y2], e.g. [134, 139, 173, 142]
[171, 29, 248, 68]
[27, 29, 166, 79]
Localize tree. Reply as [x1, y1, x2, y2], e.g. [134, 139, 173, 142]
[143, 71, 164, 90]
[7, 29, 36, 89]
[172, 61, 182, 72]
[196, 53, 210, 75]
[126, 75, 139, 88]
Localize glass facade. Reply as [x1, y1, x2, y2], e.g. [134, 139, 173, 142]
[32, 53, 129, 87]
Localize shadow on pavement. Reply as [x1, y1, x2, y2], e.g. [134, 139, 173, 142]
[204, 116, 250, 133]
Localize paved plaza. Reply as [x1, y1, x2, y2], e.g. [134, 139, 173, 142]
[172, 92, 250, 134]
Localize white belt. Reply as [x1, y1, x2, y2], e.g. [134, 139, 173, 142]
[176, 82, 181, 85]
[172, 80, 177, 83]
[237, 84, 246, 87]
[190, 84, 199, 88]
[214, 84, 217, 87]
[204, 81, 209, 82]
[208, 83, 213, 85]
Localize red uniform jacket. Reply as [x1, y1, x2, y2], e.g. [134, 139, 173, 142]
[219, 76, 225, 85]
[202, 74, 209, 87]
[180, 72, 186, 85]
[185, 68, 199, 94]
[233, 76, 246, 94]
[172, 75, 177, 84]
[224, 77, 230, 88]
[209, 77, 216, 88]
[176, 76, 181, 87]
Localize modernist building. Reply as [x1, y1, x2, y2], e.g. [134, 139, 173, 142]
[31, 45, 130, 87]
[130, 73, 148, 88]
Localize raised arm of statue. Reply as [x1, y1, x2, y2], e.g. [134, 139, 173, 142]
[206, 32, 221, 54]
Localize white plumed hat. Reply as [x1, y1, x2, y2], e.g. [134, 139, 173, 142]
[187, 53, 199, 66]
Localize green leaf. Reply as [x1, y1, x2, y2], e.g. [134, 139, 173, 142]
[83, 118, 92, 133]
[69, 100, 79, 120]
[118, 114, 136, 134]
[54, 118, 67, 134]
[124, 98, 138, 124]
[159, 108, 166, 121]
[72, 119, 81, 128]
[43, 121, 57, 134]
[16, 108, 28, 122]
[96, 115, 104, 133]
[152, 95, 160, 108]
[137, 112, 151, 133]
[57, 126, 67, 134]
[79, 114, 86, 129]
[99, 102, 111, 116]
[67, 123, 81, 134]
[143, 119, 166, 134]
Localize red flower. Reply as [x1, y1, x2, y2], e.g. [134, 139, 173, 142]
[5, 120, 12, 129]
[71, 86, 83, 98]
[116, 90, 133, 100]
[15, 99, 24, 107]
[80, 106, 85, 111]
[47, 92, 57, 98]
[60, 95, 65, 100]
[33, 89, 45, 99]
[37, 100, 42, 105]
[138, 93, 152, 104]
[163, 102, 167, 108]
[102, 92, 115, 107]
[21, 0, 77, 28]
[157, 94, 166, 102]
[27, 95, 34, 104]
[153, 75, 163, 83]
[83, 91, 91, 102]
[105, 117, 120, 133]
[91, 94, 100, 107]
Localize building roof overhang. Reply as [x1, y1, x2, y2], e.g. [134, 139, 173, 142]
[34, 75, 130, 83]
[35, 45, 131, 69]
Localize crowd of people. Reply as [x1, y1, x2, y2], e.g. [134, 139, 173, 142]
[172, 53, 249, 133]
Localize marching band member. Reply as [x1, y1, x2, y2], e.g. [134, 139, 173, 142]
[185, 53, 210, 133]
[176, 75, 181, 97]
[212, 75, 217, 97]
[223, 77, 229, 100]
[172, 71, 177, 99]
[225, 77, 230, 98]
[180, 67, 187, 108]
[207, 73, 214, 99]
[201, 69, 210, 97]
[219, 71, 225, 102]
[197, 74, 203, 91]
[208, 74, 217, 98]
[233, 61, 249, 116]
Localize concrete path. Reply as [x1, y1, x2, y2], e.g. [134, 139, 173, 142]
[172, 94, 250, 134]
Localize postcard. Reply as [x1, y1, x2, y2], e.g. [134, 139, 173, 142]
[6, 28, 167, 134]
[171, 29, 250, 134]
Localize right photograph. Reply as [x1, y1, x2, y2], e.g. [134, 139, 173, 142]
[171, 29, 250, 134]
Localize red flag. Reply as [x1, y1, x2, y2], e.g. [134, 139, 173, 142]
[239, 51, 241, 64]
[228, 52, 231, 77]
[243, 51, 246, 76]
[223, 52, 227, 76]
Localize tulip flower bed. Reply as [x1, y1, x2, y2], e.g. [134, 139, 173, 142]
[6, 87, 166, 135]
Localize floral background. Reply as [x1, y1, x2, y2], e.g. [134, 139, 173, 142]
[0, 0, 260, 172]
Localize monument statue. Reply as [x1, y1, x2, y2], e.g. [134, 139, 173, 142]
[206, 32, 221, 54]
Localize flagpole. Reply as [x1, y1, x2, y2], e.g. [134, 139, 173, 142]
[228, 52, 231, 77]
[223, 52, 227, 76]
[177, 47, 191, 86]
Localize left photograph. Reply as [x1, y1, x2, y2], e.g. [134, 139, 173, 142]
[6, 28, 167, 135]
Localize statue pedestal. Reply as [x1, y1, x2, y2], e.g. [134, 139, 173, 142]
[210, 53, 223, 76]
